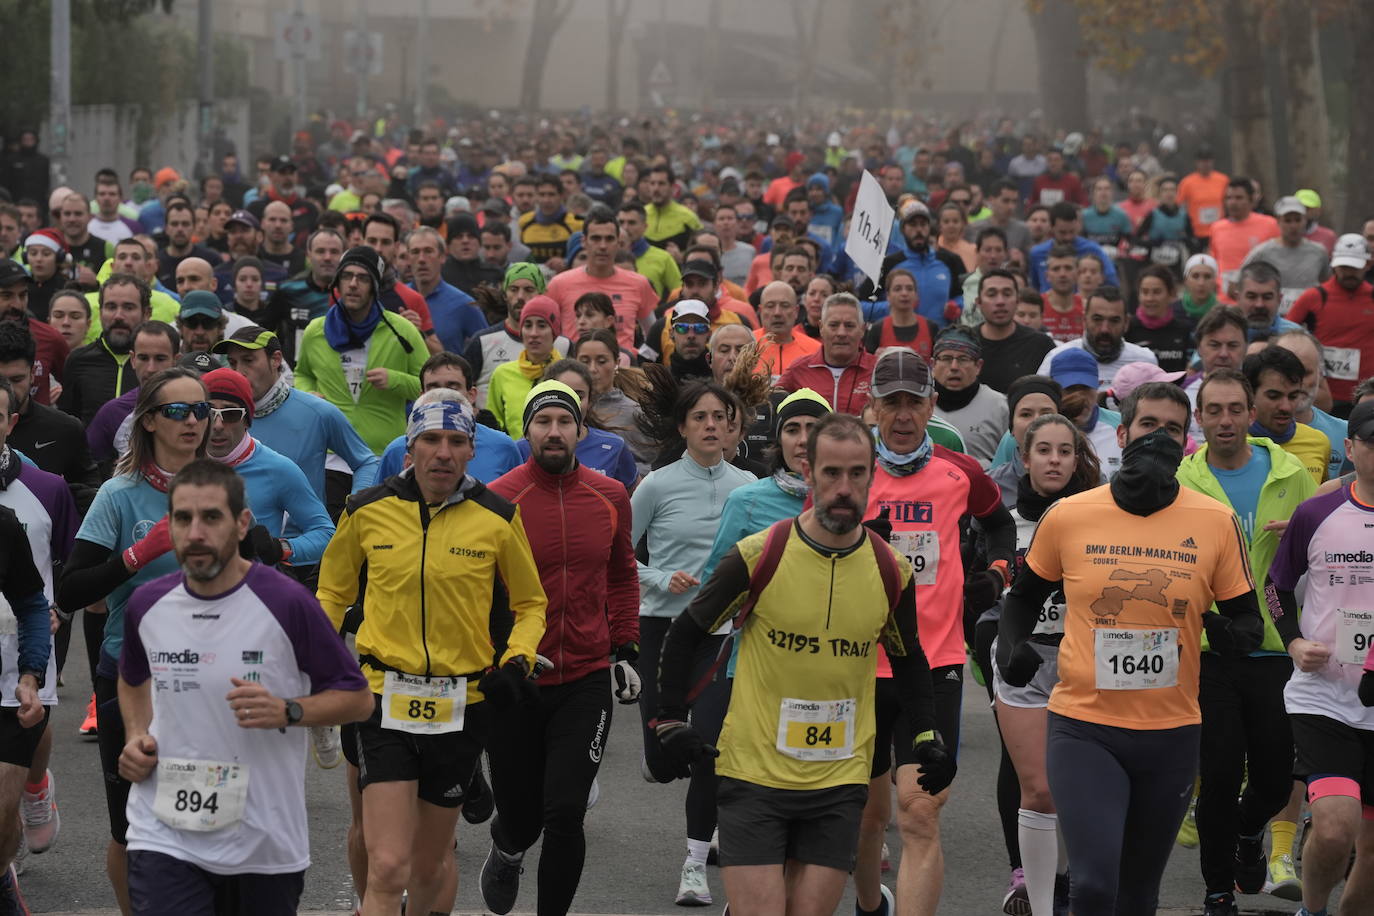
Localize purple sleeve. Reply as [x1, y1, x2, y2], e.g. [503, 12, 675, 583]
[85, 402, 118, 461]
[119, 573, 182, 685]
[251, 567, 367, 693]
[24, 466, 78, 561]
[1268, 489, 1343, 590]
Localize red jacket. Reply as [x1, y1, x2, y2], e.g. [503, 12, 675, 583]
[488, 458, 639, 686]
[777, 348, 877, 416]
[24, 316, 69, 407]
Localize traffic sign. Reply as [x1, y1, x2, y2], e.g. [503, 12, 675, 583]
[273, 11, 321, 62]
[343, 30, 384, 77]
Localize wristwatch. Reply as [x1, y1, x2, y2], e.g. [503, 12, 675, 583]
[284, 699, 304, 726]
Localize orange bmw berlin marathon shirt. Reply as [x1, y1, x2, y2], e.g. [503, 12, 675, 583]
[1024, 485, 1254, 730]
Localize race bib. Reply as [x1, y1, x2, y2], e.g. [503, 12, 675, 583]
[1094, 627, 1178, 690]
[1334, 608, 1374, 666]
[1222, 270, 1239, 292]
[892, 531, 939, 586]
[1033, 596, 1066, 637]
[1323, 347, 1361, 382]
[1039, 189, 1065, 206]
[153, 758, 249, 832]
[0, 597, 14, 636]
[1280, 288, 1304, 315]
[381, 671, 466, 734]
[775, 697, 856, 761]
[1149, 245, 1180, 266]
[1199, 206, 1220, 226]
[340, 346, 368, 402]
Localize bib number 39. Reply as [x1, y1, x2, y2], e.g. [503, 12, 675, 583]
[892, 531, 939, 587]
[152, 757, 249, 832]
[776, 697, 856, 761]
[381, 671, 466, 734]
[1094, 627, 1179, 690]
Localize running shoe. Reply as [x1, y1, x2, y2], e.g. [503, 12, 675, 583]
[0, 863, 30, 915]
[1176, 796, 1199, 847]
[675, 860, 712, 906]
[880, 842, 891, 873]
[462, 759, 494, 825]
[877, 883, 895, 916]
[1263, 853, 1302, 901]
[11, 834, 26, 878]
[480, 842, 524, 915]
[707, 827, 719, 866]
[1001, 866, 1030, 916]
[20, 771, 58, 853]
[1234, 832, 1267, 894]
[309, 725, 343, 769]
[1202, 891, 1237, 916]
[78, 693, 97, 738]
[586, 776, 600, 810]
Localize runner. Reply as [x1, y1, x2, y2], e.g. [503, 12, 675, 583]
[116, 458, 371, 915]
[315, 396, 547, 916]
[1177, 368, 1315, 915]
[655, 412, 955, 916]
[1266, 398, 1374, 916]
[633, 377, 756, 905]
[56, 367, 211, 913]
[990, 414, 1101, 916]
[862, 347, 1016, 916]
[998, 381, 1264, 915]
[480, 379, 639, 916]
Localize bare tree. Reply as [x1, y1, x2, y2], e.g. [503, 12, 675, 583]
[1278, 0, 1330, 195]
[1028, 0, 1089, 130]
[1345, 4, 1374, 226]
[519, 0, 576, 110]
[791, 0, 824, 113]
[605, 0, 630, 112]
[1222, 0, 1278, 193]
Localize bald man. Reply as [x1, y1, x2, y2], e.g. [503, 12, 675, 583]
[174, 256, 218, 297]
[753, 279, 819, 381]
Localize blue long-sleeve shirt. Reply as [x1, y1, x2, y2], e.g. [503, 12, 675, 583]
[233, 439, 336, 566]
[1027, 235, 1120, 291]
[251, 389, 379, 500]
[410, 279, 485, 355]
[516, 427, 638, 491]
[377, 422, 522, 484]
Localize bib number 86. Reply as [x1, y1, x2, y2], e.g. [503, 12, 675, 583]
[174, 789, 219, 814]
[1106, 653, 1164, 676]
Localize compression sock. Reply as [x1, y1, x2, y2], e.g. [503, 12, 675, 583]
[1270, 820, 1297, 861]
[24, 773, 48, 795]
[1018, 808, 1059, 916]
[687, 838, 711, 866]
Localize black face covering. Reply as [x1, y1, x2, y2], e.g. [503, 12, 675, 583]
[1110, 427, 1183, 516]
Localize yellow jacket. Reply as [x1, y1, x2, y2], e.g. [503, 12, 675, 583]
[316, 470, 547, 703]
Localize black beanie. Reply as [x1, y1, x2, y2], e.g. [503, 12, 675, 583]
[1005, 376, 1064, 431]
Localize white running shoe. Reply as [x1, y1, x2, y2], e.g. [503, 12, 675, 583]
[13, 832, 28, 876]
[676, 859, 712, 906]
[21, 770, 59, 853]
[309, 725, 343, 769]
[587, 776, 600, 810]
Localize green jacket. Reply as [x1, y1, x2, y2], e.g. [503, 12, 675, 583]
[1176, 436, 1315, 652]
[293, 311, 427, 455]
[635, 244, 681, 299]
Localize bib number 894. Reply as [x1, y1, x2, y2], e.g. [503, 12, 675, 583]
[174, 789, 219, 814]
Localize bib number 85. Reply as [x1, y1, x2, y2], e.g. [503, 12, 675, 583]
[407, 699, 438, 720]
[174, 789, 219, 814]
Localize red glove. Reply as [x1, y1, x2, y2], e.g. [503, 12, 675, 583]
[123, 517, 173, 572]
[943, 300, 963, 324]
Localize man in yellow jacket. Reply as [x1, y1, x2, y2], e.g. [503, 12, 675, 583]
[317, 395, 546, 916]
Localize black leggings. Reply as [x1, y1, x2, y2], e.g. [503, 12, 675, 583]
[487, 669, 613, 916]
[1197, 653, 1295, 894]
[1047, 712, 1199, 916]
[974, 613, 1022, 870]
[638, 615, 730, 842]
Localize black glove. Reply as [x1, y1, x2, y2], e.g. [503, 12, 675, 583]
[912, 732, 957, 795]
[1201, 611, 1237, 656]
[611, 643, 641, 705]
[479, 659, 533, 711]
[863, 506, 893, 543]
[998, 641, 1044, 688]
[240, 524, 285, 566]
[655, 719, 719, 779]
[1360, 671, 1374, 708]
[963, 569, 1005, 612]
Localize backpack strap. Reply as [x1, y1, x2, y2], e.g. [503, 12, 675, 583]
[685, 518, 793, 704]
[866, 527, 904, 613]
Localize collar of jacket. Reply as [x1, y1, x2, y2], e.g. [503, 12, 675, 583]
[526, 454, 582, 488]
[388, 465, 479, 508]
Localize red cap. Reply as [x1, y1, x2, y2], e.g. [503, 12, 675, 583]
[519, 295, 561, 338]
[202, 367, 254, 414]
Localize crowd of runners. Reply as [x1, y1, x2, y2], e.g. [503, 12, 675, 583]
[0, 109, 1372, 916]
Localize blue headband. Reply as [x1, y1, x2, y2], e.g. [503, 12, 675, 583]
[406, 400, 476, 447]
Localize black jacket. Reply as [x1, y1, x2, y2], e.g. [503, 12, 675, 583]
[57, 337, 137, 427]
[10, 399, 100, 513]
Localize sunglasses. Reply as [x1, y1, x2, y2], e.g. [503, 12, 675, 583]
[672, 321, 710, 336]
[180, 314, 220, 329]
[154, 401, 211, 421]
[210, 406, 248, 424]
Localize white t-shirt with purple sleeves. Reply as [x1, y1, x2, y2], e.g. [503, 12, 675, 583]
[1269, 484, 1374, 730]
[119, 563, 366, 874]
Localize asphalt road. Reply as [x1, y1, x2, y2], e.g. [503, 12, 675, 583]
[20, 651, 1317, 915]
